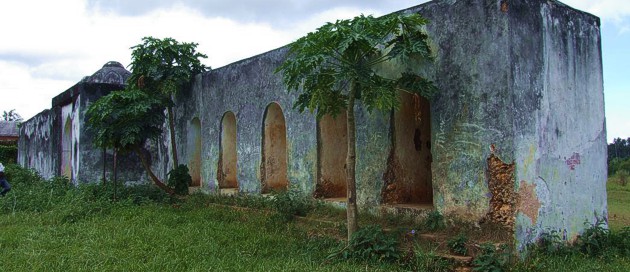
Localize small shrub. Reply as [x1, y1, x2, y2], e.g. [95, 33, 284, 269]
[616, 170, 629, 186]
[167, 164, 192, 195]
[535, 229, 572, 255]
[271, 189, 315, 222]
[610, 226, 630, 256]
[330, 225, 400, 263]
[447, 233, 468, 255]
[576, 222, 610, 257]
[472, 243, 511, 272]
[423, 210, 446, 231]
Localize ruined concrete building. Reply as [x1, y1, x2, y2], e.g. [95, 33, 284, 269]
[18, 0, 606, 249]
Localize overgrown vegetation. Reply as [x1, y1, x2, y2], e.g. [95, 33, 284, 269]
[423, 210, 446, 231]
[276, 12, 438, 240]
[447, 233, 469, 256]
[1, 164, 629, 271]
[128, 37, 208, 168]
[86, 36, 208, 196]
[608, 137, 630, 181]
[166, 164, 192, 195]
[270, 189, 317, 222]
[0, 145, 17, 163]
[328, 225, 400, 263]
[472, 243, 511, 272]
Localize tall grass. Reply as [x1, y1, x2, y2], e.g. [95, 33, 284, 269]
[1, 164, 630, 271]
[0, 164, 402, 271]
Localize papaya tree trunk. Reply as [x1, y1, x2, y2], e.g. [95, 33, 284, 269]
[113, 149, 118, 201]
[134, 146, 176, 195]
[346, 80, 359, 241]
[167, 105, 179, 168]
[102, 148, 106, 184]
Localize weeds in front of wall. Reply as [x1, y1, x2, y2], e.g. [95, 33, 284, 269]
[166, 164, 192, 195]
[447, 233, 469, 256]
[270, 189, 317, 222]
[422, 210, 446, 231]
[472, 243, 512, 272]
[327, 224, 401, 263]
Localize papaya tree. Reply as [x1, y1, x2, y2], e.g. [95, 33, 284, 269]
[276, 13, 437, 240]
[128, 37, 208, 168]
[86, 88, 176, 195]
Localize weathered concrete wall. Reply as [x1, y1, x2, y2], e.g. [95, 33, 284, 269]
[17, 110, 56, 179]
[18, 62, 150, 185]
[509, 0, 606, 249]
[172, 48, 318, 194]
[406, 0, 515, 221]
[165, 3, 606, 245]
[17, 0, 605, 250]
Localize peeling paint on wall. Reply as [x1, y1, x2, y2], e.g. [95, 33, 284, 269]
[486, 152, 516, 228]
[517, 180, 541, 224]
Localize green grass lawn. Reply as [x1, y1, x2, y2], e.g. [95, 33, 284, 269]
[608, 180, 630, 230]
[0, 203, 402, 271]
[0, 163, 629, 271]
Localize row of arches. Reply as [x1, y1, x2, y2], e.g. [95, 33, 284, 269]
[188, 103, 290, 193]
[187, 94, 433, 206]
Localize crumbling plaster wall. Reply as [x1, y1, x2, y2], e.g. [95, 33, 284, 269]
[509, 1, 606, 249]
[405, 0, 515, 219]
[17, 110, 56, 180]
[166, 2, 606, 236]
[172, 48, 318, 194]
[19, 81, 150, 185]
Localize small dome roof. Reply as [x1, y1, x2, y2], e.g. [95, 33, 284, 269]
[86, 61, 131, 85]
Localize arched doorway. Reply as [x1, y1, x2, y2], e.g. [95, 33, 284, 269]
[61, 118, 72, 179]
[218, 111, 238, 190]
[188, 117, 202, 187]
[315, 112, 348, 200]
[261, 103, 288, 193]
[382, 91, 433, 206]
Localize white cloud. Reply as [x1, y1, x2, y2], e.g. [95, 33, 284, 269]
[562, 0, 630, 19]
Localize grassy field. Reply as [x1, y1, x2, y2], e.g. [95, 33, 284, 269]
[0, 164, 629, 271]
[608, 179, 630, 230]
[0, 202, 404, 271]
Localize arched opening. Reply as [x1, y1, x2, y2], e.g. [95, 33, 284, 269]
[261, 102, 288, 193]
[218, 112, 238, 191]
[382, 91, 433, 207]
[314, 112, 348, 200]
[61, 118, 72, 179]
[188, 117, 202, 187]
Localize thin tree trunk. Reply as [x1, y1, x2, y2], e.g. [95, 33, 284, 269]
[167, 105, 179, 168]
[134, 146, 176, 195]
[102, 148, 106, 184]
[346, 80, 359, 242]
[113, 149, 118, 201]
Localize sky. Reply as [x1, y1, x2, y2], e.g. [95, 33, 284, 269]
[0, 0, 627, 143]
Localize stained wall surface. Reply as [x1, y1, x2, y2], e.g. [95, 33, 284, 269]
[316, 112, 348, 199]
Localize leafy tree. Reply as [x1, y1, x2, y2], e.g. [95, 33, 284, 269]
[276, 13, 438, 240]
[609, 137, 630, 162]
[86, 88, 176, 195]
[2, 109, 23, 122]
[128, 37, 208, 168]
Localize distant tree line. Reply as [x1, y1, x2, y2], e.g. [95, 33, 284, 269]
[608, 137, 630, 176]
